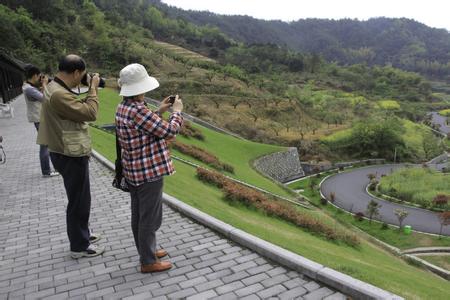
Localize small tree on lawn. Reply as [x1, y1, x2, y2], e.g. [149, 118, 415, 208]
[394, 209, 409, 230]
[438, 211, 450, 239]
[366, 200, 381, 223]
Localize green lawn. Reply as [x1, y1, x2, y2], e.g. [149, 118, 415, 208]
[379, 167, 450, 209]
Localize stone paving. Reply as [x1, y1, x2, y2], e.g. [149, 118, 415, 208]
[0, 97, 345, 299]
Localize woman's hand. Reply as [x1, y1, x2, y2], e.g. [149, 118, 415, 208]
[172, 95, 183, 113]
[157, 96, 174, 114]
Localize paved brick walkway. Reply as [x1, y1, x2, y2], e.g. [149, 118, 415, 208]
[0, 97, 345, 299]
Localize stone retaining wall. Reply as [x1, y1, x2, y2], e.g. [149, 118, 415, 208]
[253, 148, 305, 183]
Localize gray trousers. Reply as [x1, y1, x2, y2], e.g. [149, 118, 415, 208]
[129, 178, 163, 265]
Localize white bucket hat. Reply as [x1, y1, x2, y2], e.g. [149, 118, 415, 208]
[118, 63, 159, 97]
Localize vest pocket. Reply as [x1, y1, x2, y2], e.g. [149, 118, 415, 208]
[62, 130, 91, 156]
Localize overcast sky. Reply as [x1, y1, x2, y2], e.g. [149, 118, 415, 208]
[162, 0, 450, 31]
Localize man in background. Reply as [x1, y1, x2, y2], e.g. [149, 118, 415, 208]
[23, 64, 58, 177]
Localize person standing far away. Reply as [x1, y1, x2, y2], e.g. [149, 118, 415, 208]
[22, 64, 59, 177]
[37, 54, 104, 258]
[115, 63, 183, 273]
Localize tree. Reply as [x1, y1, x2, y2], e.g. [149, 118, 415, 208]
[394, 209, 409, 230]
[211, 98, 221, 109]
[205, 72, 215, 82]
[230, 98, 241, 109]
[438, 211, 450, 239]
[249, 111, 259, 122]
[366, 200, 381, 223]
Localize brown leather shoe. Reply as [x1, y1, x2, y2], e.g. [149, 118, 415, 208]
[156, 249, 168, 258]
[141, 261, 172, 273]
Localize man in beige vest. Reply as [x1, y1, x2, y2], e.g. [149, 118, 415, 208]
[37, 54, 104, 258]
[22, 64, 58, 177]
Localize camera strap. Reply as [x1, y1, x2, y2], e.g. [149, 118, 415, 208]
[53, 77, 80, 96]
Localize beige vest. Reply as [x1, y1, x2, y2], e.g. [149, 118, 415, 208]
[37, 81, 97, 157]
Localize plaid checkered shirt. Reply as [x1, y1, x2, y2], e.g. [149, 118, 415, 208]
[115, 99, 183, 186]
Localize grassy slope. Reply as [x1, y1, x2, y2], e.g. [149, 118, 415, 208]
[94, 88, 291, 197]
[91, 129, 450, 299]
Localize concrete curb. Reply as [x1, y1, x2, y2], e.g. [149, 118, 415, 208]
[92, 150, 403, 299]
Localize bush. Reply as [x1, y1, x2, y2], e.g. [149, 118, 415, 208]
[180, 121, 205, 140]
[354, 212, 365, 221]
[320, 198, 328, 205]
[196, 168, 360, 247]
[172, 141, 234, 173]
[381, 222, 389, 230]
[195, 167, 230, 188]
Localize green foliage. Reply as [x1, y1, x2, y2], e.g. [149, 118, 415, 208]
[162, 8, 450, 79]
[323, 117, 444, 161]
[379, 168, 450, 209]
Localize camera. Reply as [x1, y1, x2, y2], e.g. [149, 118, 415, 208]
[39, 74, 52, 84]
[168, 95, 176, 105]
[81, 73, 105, 88]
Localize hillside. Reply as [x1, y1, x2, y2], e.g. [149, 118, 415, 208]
[155, 0, 450, 79]
[1, 0, 446, 164]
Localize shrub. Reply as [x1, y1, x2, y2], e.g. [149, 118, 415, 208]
[381, 222, 389, 230]
[180, 121, 205, 140]
[433, 194, 449, 207]
[195, 167, 229, 188]
[172, 141, 234, 173]
[196, 168, 360, 247]
[354, 212, 365, 221]
[320, 198, 328, 205]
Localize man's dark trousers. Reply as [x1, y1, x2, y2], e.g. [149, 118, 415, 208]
[50, 152, 91, 252]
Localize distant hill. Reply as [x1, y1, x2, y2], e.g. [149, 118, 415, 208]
[153, 0, 450, 79]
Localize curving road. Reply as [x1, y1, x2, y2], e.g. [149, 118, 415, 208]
[429, 112, 450, 135]
[321, 164, 450, 236]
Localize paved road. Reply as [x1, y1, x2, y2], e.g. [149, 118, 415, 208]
[321, 164, 450, 236]
[429, 112, 450, 135]
[0, 96, 343, 299]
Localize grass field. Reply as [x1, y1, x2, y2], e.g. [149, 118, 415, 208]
[378, 167, 450, 209]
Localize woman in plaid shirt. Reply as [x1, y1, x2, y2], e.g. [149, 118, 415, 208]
[115, 64, 183, 273]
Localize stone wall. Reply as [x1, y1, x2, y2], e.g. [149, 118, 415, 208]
[253, 148, 305, 183]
